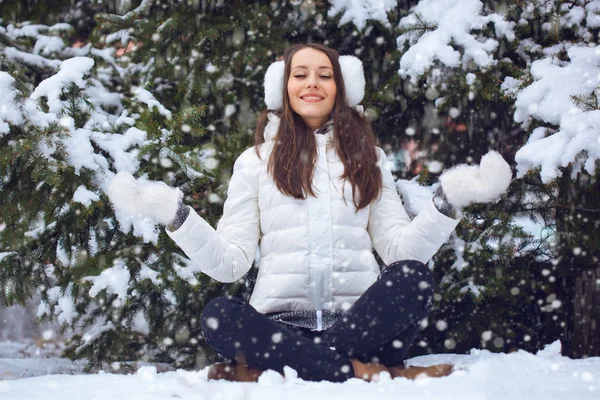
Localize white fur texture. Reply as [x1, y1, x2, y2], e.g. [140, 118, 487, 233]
[136, 179, 182, 225]
[108, 171, 139, 217]
[108, 171, 182, 225]
[339, 55, 365, 107]
[440, 151, 512, 209]
[264, 61, 285, 110]
[263, 55, 365, 110]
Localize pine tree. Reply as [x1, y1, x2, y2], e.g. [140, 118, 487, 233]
[0, 14, 226, 370]
[386, 0, 600, 358]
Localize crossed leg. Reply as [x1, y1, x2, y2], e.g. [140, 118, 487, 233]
[201, 260, 436, 382]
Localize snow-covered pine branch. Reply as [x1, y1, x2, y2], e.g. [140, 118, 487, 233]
[507, 45, 600, 183]
[328, 0, 398, 30]
[396, 0, 515, 82]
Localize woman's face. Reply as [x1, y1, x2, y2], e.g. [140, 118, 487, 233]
[287, 47, 337, 131]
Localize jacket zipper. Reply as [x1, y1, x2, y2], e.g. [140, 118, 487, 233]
[316, 309, 323, 331]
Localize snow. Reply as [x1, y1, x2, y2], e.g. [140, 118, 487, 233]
[395, 178, 435, 217]
[0, 342, 85, 380]
[224, 104, 236, 118]
[79, 320, 116, 350]
[91, 126, 147, 174]
[511, 45, 600, 182]
[588, 1, 600, 28]
[329, 0, 397, 30]
[0, 340, 599, 399]
[73, 186, 100, 207]
[62, 129, 100, 175]
[56, 241, 71, 267]
[33, 35, 65, 56]
[450, 237, 468, 272]
[0, 72, 24, 135]
[37, 286, 78, 326]
[396, 0, 515, 82]
[134, 87, 172, 119]
[465, 73, 476, 85]
[0, 252, 17, 262]
[85, 260, 131, 301]
[2, 22, 72, 40]
[27, 57, 95, 126]
[114, 0, 154, 20]
[105, 29, 131, 46]
[139, 264, 161, 285]
[386, 0, 600, 185]
[3, 46, 62, 69]
[512, 46, 600, 126]
[107, 171, 183, 244]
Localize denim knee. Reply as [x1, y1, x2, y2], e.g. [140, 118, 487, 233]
[381, 260, 435, 305]
[200, 296, 240, 342]
[383, 260, 433, 284]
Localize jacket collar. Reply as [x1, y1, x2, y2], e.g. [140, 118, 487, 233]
[264, 112, 334, 144]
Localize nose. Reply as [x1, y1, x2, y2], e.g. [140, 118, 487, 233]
[305, 73, 319, 88]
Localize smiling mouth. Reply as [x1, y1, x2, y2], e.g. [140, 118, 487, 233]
[301, 95, 324, 102]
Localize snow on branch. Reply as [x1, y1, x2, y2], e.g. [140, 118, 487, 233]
[26, 57, 95, 127]
[85, 261, 131, 302]
[588, 1, 600, 28]
[1, 22, 72, 40]
[114, 0, 154, 20]
[510, 45, 600, 183]
[397, 0, 515, 82]
[0, 72, 25, 136]
[328, 0, 397, 30]
[134, 87, 172, 119]
[3, 46, 62, 69]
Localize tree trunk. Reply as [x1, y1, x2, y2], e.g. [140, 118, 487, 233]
[555, 168, 600, 358]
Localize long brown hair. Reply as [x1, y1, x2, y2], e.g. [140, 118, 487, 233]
[255, 43, 382, 211]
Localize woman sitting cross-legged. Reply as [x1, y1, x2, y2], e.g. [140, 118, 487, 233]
[108, 43, 512, 382]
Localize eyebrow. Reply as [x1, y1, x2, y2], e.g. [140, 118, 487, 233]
[291, 65, 333, 70]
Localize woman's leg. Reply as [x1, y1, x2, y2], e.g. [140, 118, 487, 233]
[320, 260, 435, 365]
[200, 296, 354, 382]
[365, 323, 422, 366]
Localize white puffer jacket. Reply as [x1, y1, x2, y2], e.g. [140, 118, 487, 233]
[167, 115, 459, 318]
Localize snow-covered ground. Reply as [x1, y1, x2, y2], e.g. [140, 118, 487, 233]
[0, 341, 598, 399]
[0, 341, 86, 380]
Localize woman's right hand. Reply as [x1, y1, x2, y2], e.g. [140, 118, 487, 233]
[108, 171, 182, 226]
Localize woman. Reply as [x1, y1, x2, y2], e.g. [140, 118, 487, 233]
[109, 43, 511, 382]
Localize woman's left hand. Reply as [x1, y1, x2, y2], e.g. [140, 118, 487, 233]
[439, 151, 512, 209]
[108, 171, 182, 226]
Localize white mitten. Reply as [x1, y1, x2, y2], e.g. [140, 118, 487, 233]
[136, 179, 182, 225]
[108, 171, 139, 217]
[439, 151, 512, 209]
[108, 171, 182, 225]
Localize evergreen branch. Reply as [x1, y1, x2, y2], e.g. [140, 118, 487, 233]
[569, 88, 600, 112]
[0, 28, 13, 48]
[398, 13, 438, 37]
[416, 166, 432, 185]
[157, 147, 207, 181]
[172, 104, 207, 138]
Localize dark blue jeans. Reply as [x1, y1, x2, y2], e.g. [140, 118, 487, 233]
[200, 260, 435, 382]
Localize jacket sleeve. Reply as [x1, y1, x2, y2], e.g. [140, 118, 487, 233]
[367, 147, 460, 265]
[166, 148, 260, 283]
